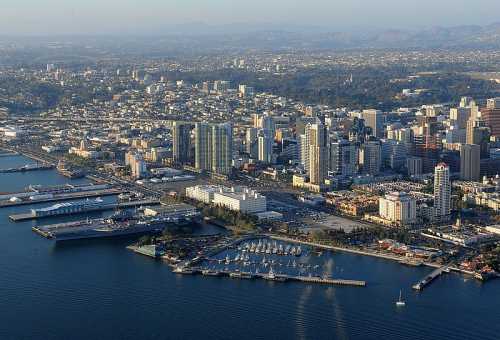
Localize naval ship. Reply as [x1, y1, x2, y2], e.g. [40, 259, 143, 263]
[32, 211, 193, 241]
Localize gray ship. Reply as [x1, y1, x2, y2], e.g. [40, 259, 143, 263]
[32, 214, 192, 241]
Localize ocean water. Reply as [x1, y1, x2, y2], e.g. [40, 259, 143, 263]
[0, 155, 499, 340]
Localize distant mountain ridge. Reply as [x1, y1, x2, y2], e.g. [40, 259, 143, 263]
[2, 22, 500, 52]
[235, 23, 500, 49]
[152, 22, 500, 50]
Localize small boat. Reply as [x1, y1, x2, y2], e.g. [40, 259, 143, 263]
[396, 290, 406, 307]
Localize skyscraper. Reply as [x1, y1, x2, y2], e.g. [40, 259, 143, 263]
[481, 98, 500, 138]
[362, 109, 384, 138]
[460, 144, 481, 181]
[172, 121, 192, 165]
[211, 123, 233, 175]
[307, 123, 328, 185]
[298, 134, 308, 170]
[258, 129, 273, 164]
[130, 153, 147, 179]
[406, 157, 423, 176]
[330, 139, 357, 176]
[245, 127, 259, 159]
[360, 141, 381, 175]
[195, 122, 212, 171]
[466, 119, 490, 158]
[434, 163, 451, 221]
[381, 139, 407, 171]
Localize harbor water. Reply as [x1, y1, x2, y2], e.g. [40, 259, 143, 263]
[0, 155, 499, 340]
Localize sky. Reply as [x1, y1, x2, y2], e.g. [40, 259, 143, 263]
[2, 0, 500, 35]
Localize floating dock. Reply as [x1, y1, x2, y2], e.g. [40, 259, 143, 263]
[412, 266, 448, 291]
[9, 199, 160, 221]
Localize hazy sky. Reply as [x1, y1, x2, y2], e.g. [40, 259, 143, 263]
[2, 0, 500, 35]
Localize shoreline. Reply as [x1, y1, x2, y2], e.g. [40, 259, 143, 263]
[267, 234, 498, 281]
[268, 234, 441, 269]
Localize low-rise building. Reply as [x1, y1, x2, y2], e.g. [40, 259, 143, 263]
[186, 185, 267, 214]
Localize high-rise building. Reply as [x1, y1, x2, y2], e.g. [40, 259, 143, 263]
[379, 192, 417, 226]
[359, 141, 381, 175]
[213, 80, 230, 93]
[362, 109, 384, 138]
[482, 98, 500, 137]
[298, 134, 308, 170]
[460, 144, 481, 181]
[406, 157, 423, 176]
[195, 122, 212, 171]
[330, 139, 357, 176]
[434, 163, 451, 221]
[211, 123, 233, 175]
[307, 123, 328, 185]
[466, 119, 490, 158]
[130, 154, 147, 179]
[172, 121, 192, 165]
[202, 81, 211, 94]
[258, 130, 273, 164]
[245, 127, 259, 158]
[254, 114, 275, 136]
[238, 84, 254, 98]
[460, 96, 474, 108]
[281, 138, 298, 162]
[450, 107, 471, 129]
[381, 139, 407, 171]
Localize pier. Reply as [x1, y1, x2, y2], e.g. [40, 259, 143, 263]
[0, 163, 54, 173]
[9, 199, 160, 221]
[412, 266, 448, 291]
[0, 188, 123, 208]
[174, 266, 366, 287]
[0, 151, 19, 157]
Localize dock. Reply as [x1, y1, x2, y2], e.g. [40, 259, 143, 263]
[174, 267, 366, 287]
[0, 151, 19, 157]
[0, 164, 54, 173]
[292, 276, 366, 286]
[9, 199, 160, 221]
[412, 266, 448, 291]
[0, 188, 122, 208]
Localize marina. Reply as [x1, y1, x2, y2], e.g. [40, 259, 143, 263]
[172, 237, 367, 287]
[9, 198, 161, 221]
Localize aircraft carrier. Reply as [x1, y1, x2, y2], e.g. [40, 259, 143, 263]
[32, 213, 194, 242]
